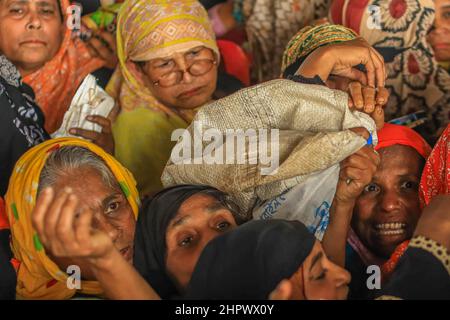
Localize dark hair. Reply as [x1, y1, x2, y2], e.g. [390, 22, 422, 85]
[56, 0, 63, 21]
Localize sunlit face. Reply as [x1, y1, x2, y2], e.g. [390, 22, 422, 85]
[428, 0, 450, 61]
[165, 193, 237, 292]
[48, 167, 136, 280]
[0, 0, 64, 76]
[140, 46, 218, 110]
[288, 241, 351, 300]
[352, 145, 423, 259]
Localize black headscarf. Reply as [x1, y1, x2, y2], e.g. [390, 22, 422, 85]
[133, 184, 235, 299]
[185, 219, 316, 299]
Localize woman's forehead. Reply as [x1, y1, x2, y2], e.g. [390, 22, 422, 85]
[377, 145, 423, 173]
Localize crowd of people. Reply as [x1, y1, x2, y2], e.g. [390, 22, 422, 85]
[0, 0, 449, 300]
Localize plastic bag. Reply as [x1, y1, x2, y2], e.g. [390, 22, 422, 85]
[51, 74, 115, 139]
[252, 164, 340, 241]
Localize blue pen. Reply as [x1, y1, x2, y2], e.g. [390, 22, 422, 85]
[367, 133, 373, 146]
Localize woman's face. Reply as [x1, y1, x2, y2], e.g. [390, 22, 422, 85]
[289, 241, 351, 300]
[352, 145, 423, 259]
[428, 0, 450, 61]
[165, 193, 237, 291]
[48, 166, 136, 280]
[0, 0, 63, 76]
[141, 46, 218, 110]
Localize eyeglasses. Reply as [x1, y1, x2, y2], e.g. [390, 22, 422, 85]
[152, 58, 217, 88]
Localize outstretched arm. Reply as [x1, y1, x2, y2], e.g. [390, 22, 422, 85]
[32, 187, 160, 300]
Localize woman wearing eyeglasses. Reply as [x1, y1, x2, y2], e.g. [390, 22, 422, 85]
[106, 0, 221, 197]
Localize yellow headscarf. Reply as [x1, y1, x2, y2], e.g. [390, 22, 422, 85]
[107, 0, 219, 118]
[4, 138, 140, 300]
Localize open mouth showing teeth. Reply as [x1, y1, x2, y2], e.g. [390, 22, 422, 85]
[374, 223, 406, 235]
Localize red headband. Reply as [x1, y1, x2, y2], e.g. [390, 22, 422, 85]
[375, 123, 431, 159]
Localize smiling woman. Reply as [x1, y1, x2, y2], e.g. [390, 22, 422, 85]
[345, 123, 432, 299]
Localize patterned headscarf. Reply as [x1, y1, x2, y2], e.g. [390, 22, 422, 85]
[106, 0, 219, 118]
[329, 0, 450, 142]
[241, 0, 332, 82]
[4, 138, 139, 300]
[23, 0, 105, 134]
[281, 23, 358, 77]
[420, 124, 450, 206]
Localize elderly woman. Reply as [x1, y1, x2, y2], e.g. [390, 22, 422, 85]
[106, 0, 221, 196]
[4, 138, 139, 299]
[31, 183, 244, 299]
[0, 0, 116, 151]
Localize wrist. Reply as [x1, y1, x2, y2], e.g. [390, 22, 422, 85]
[333, 196, 356, 209]
[296, 46, 334, 81]
[88, 248, 121, 274]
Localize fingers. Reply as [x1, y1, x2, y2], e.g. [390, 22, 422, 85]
[107, 103, 120, 122]
[348, 82, 377, 113]
[32, 187, 55, 246]
[339, 167, 367, 183]
[371, 105, 385, 130]
[74, 207, 94, 246]
[87, 36, 114, 61]
[42, 188, 72, 251]
[349, 82, 364, 110]
[85, 42, 100, 59]
[345, 68, 368, 86]
[86, 115, 112, 134]
[54, 193, 79, 251]
[348, 127, 370, 140]
[369, 47, 386, 88]
[269, 279, 293, 300]
[361, 48, 376, 88]
[362, 86, 376, 113]
[375, 87, 389, 106]
[341, 147, 380, 171]
[341, 152, 377, 172]
[97, 31, 117, 53]
[69, 128, 100, 141]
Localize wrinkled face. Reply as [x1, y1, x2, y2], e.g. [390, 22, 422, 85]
[0, 0, 64, 76]
[428, 0, 450, 61]
[289, 241, 351, 300]
[165, 193, 237, 291]
[352, 145, 423, 259]
[49, 167, 136, 280]
[141, 46, 218, 110]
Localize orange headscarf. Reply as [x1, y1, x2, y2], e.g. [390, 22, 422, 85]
[23, 0, 105, 134]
